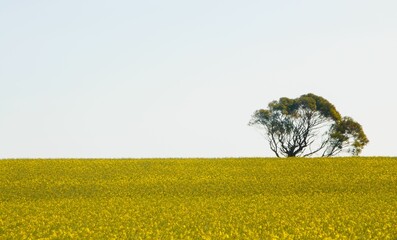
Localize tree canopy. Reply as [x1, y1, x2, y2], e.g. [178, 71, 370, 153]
[249, 93, 369, 157]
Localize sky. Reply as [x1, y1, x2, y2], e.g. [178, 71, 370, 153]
[1, 1, 396, 158]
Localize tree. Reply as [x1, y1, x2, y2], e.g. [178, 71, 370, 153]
[249, 93, 369, 157]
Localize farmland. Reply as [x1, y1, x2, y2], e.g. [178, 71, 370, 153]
[1, 157, 396, 239]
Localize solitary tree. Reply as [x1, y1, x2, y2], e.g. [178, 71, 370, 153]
[249, 93, 369, 157]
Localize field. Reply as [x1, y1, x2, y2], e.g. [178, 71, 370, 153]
[1, 157, 397, 239]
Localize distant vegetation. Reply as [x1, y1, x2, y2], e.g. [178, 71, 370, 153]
[1, 157, 396, 239]
[249, 93, 368, 157]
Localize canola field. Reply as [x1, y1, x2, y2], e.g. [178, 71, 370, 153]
[0, 157, 397, 239]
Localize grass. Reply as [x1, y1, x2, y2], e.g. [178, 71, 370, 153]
[0, 157, 396, 239]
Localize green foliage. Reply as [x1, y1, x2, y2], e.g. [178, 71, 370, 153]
[249, 93, 368, 157]
[1, 158, 397, 239]
[328, 117, 369, 156]
[266, 93, 341, 121]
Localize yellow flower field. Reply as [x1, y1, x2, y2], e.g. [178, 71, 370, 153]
[1, 157, 396, 239]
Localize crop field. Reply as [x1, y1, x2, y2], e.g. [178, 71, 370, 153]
[1, 157, 397, 239]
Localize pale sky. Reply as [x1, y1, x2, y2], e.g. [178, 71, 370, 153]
[1, 1, 396, 158]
